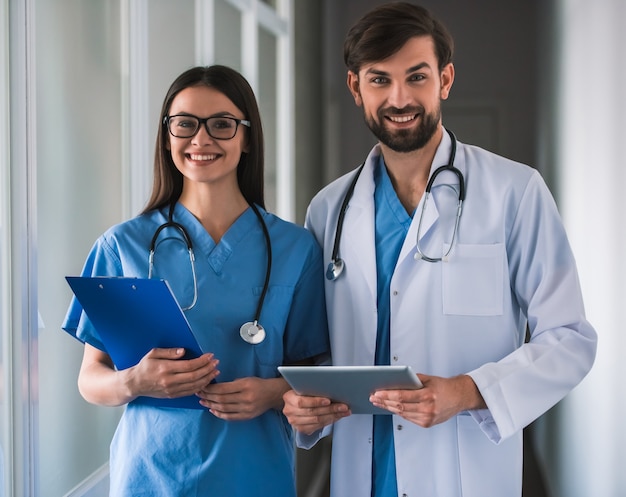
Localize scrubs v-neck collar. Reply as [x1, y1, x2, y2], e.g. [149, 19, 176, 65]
[172, 202, 261, 274]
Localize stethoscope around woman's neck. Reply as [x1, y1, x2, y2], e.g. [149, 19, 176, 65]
[148, 201, 272, 344]
[326, 128, 465, 281]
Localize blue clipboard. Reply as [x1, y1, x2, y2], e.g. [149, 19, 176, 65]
[65, 276, 206, 409]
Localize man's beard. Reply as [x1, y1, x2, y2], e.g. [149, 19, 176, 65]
[364, 105, 440, 153]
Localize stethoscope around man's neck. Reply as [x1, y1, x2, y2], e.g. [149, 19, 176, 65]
[148, 201, 272, 344]
[326, 128, 465, 281]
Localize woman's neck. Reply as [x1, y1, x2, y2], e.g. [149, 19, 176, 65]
[178, 183, 250, 242]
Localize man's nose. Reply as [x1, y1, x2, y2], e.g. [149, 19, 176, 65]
[386, 82, 413, 109]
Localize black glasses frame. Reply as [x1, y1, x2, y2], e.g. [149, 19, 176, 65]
[163, 114, 251, 140]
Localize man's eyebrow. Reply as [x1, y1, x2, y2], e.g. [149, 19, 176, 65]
[363, 62, 432, 77]
[406, 62, 431, 74]
[364, 68, 390, 77]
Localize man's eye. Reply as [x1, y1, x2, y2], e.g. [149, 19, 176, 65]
[408, 74, 425, 82]
[372, 77, 388, 85]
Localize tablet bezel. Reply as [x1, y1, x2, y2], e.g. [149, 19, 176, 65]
[278, 365, 423, 415]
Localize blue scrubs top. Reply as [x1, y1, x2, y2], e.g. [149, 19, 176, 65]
[372, 159, 412, 497]
[63, 203, 329, 497]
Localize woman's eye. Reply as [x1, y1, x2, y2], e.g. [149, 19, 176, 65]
[174, 119, 196, 128]
[212, 119, 235, 130]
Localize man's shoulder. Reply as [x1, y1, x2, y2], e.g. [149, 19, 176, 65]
[309, 167, 362, 210]
[461, 141, 535, 175]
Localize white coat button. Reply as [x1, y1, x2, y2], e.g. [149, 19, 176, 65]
[393, 290, 398, 296]
[368, 437, 372, 444]
[392, 355, 398, 362]
[397, 424, 403, 430]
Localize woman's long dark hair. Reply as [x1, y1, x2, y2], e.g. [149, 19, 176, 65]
[142, 65, 265, 214]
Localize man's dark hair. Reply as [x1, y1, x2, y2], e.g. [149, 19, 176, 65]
[344, 2, 454, 74]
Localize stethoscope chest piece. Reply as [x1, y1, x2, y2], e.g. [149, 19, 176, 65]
[326, 258, 345, 281]
[240, 321, 266, 344]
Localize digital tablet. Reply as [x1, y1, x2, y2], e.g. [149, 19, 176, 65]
[278, 365, 423, 415]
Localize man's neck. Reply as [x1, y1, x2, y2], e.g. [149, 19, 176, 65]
[379, 128, 443, 214]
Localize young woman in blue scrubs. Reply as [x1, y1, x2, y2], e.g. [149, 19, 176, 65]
[63, 65, 329, 497]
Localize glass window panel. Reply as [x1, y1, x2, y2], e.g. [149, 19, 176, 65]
[1, 4, 8, 493]
[0, 253, 6, 493]
[148, 0, 196, 154]
[258, 27, 278, 212]
[214, 0, 242, 71]
[35, 1, 124, 495]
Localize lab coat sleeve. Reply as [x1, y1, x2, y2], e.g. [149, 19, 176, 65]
[467, 171, 597, 443]
[295, 424, 333, 450]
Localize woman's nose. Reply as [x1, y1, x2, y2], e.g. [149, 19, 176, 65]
[192, 123, 215, 145]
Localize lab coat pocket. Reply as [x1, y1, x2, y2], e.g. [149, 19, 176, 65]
[442, 243, 504, 316]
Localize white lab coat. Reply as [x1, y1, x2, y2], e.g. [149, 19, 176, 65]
[302, 130, 597, 497]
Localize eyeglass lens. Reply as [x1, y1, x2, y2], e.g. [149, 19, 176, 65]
[168, 116, 241, 139]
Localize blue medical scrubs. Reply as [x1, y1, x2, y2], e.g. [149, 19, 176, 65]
[372, 159, 412, 497]
[63, 203, 329, 497]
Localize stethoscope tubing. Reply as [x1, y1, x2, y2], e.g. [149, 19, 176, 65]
[249, 203, 271, 327]
[148, 204, 198, 310]
[148, 201, 272, 343]
[327, 129, 464, 279]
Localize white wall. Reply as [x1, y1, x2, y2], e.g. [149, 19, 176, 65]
[545, 1, 626, 495]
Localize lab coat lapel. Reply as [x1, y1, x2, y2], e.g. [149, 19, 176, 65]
[398, 190, 439, 264]
[341, 152, 378, 304]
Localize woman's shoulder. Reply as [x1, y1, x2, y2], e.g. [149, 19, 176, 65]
[100, 209, 164, 239]
[262, 210, 319, 250]
[93, 210, 167, 258]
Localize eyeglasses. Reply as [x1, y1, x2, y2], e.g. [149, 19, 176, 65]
[164, 114, 251, 140]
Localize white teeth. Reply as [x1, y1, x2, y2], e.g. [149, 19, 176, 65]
[388, 115, 416, 123]
[190, 154, 217, 161]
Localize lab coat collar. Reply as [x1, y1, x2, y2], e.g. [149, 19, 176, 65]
[339, 146, 379, 302]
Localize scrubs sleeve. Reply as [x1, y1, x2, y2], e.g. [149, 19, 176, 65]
[468, 172, 597, 443]
[61, 235, 124, 352]
[282, 235, 329, 364]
